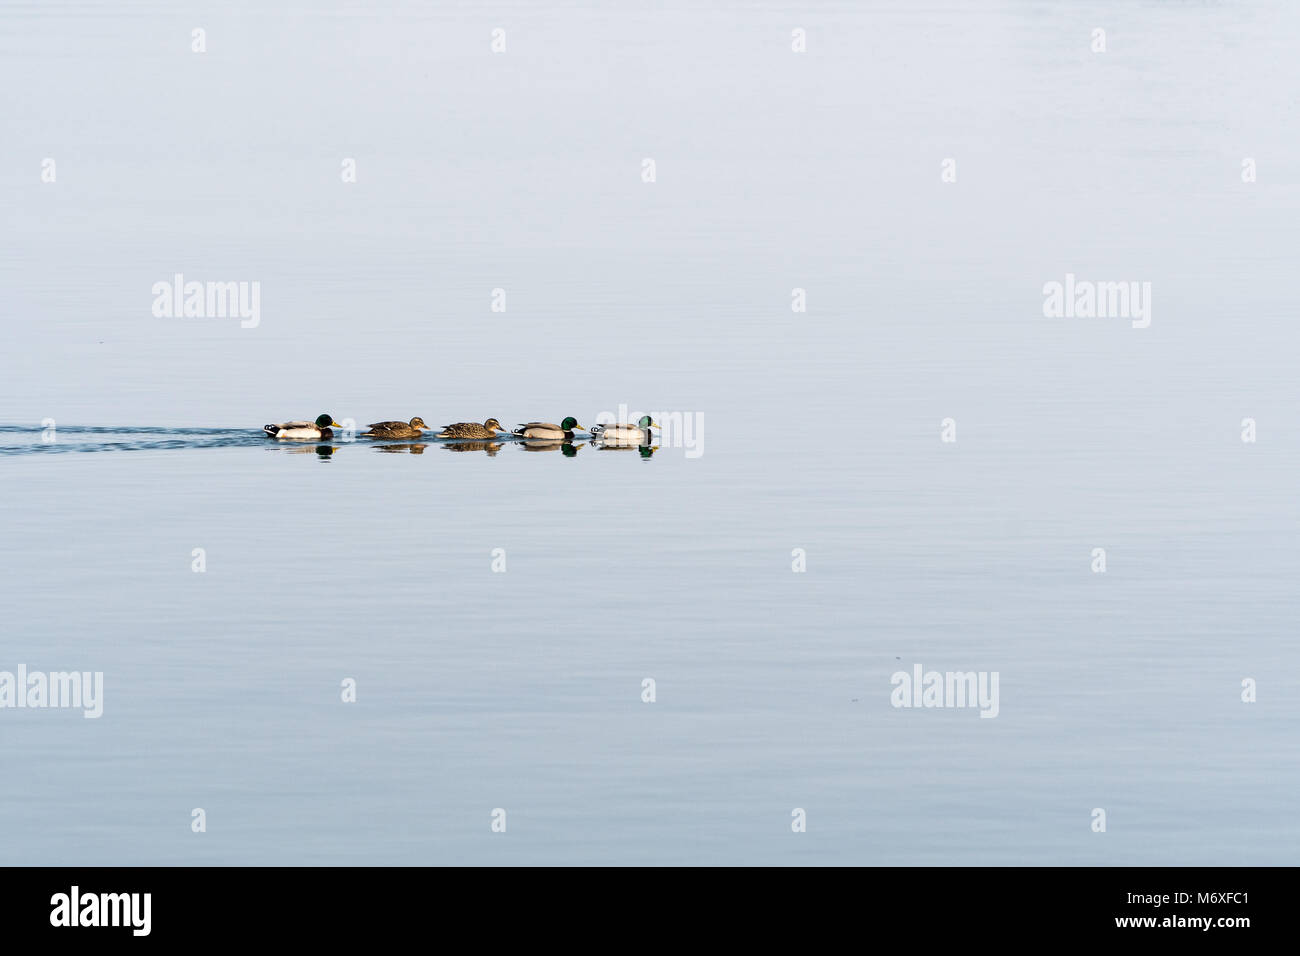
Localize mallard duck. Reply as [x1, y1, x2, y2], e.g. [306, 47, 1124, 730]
[512, 416, 584, 440]
[436, 418, 506, 439]
[362, 417, 429, 439]
[589, 415, 658, 443]
[264, 414, 341, 439]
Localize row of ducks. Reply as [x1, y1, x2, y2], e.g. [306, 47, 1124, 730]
[286, 440, 657, 459]
[263, 414, 659, 442]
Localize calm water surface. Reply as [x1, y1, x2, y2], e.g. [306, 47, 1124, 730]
[1, 0, 1298, 865]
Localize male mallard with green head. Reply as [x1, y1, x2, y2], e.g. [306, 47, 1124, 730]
[362, 417, 429, 439]
[512, 416, 584, 440]
[264, 414, 341, 439]
[436, 418, 506, 439]
[589, 415, 659, 443]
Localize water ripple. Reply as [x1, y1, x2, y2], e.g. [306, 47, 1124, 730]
[0, 426, 629, 457]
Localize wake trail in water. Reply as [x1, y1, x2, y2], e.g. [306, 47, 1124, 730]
[0, 426, 278, 456]
[0, 426, 613, 458]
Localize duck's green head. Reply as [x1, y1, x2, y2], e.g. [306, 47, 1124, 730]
[561, 416, 583, 431]
[316, 413, 341, 429]
[410, 417, 428, 429]
[638, 415, 659, 429]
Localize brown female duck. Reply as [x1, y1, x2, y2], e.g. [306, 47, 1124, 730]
[436, 418, 506, 439]
[362, 417, 429, 439]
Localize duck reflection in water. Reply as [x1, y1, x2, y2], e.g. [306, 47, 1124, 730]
[519, 440, 584, 456]
[281, 444, 336, 458]
[373, 443, 427, 454]
[443, 441, 502, 456]
[591, 438, 657, 458]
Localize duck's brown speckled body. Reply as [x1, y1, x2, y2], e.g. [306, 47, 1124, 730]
[362, 417, 428, 439]
[437, 418, 505, 439]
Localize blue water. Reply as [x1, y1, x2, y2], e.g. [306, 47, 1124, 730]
[1, 0, 1298, 865]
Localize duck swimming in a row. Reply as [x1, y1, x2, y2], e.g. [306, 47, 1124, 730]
[437, 419, 506, 439]
[362, 417, 429, 439]
[512, 416, 584, 440]
[264, 414, 341, 440]
[590, 415, 659, 443]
